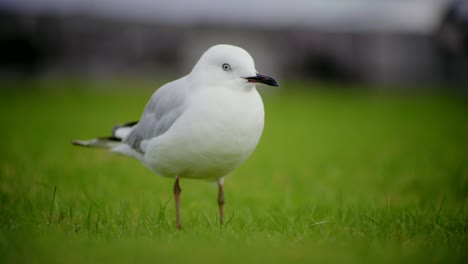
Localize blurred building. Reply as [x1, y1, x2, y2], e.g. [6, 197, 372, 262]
[0, 0, 467, 88]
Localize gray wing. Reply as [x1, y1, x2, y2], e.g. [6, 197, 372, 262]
[124, 77, 189, 152]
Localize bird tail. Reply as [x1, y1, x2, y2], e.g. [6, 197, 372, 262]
[72, 136, 122, 149]
[72, 121, 139, 149]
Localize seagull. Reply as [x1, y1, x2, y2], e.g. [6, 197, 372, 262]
[73, 44, 279, 229]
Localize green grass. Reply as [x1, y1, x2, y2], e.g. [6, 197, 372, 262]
[0, 79, 467, 263]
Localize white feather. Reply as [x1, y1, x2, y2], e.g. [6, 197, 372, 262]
[76, 44, 270, 182]
[114, 126, 134, 139]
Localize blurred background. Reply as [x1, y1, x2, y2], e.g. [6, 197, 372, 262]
[1, 0, 467, 89]
[1, 1, 468, 262]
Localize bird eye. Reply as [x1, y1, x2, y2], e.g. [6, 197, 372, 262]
[222, 63, 231, 71]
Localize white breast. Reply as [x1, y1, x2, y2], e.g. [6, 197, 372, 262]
[143, 86, 264, 181]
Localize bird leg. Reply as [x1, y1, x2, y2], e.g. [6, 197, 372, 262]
[217, 179, 225, 226]
[173, 177, 182, 229]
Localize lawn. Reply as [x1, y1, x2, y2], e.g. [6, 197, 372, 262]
[0, 79, 467, 263]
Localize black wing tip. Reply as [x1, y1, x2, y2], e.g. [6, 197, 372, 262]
[123, 121, 139, 127]
[98, 136, 122, 142]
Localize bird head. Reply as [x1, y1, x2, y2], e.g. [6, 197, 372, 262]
[191, 44, 279, 89]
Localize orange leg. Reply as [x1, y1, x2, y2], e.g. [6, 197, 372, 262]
[173, 177, 182, 229]
[218, 179, 225, 226]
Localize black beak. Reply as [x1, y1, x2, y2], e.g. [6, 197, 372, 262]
[244, 73, 280, 87]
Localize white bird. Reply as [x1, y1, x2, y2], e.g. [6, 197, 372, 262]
[73, 44, 279, 229]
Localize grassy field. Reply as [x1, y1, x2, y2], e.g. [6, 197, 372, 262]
[0, 79, 467, 263]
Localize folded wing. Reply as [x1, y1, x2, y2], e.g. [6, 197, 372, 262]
[124, 77, 189, 153]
